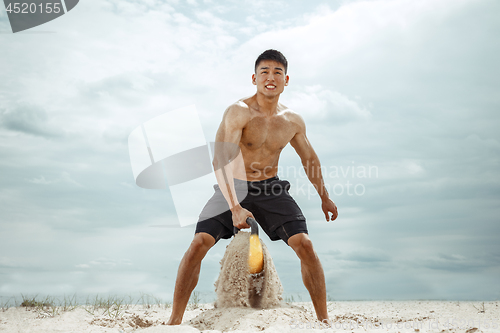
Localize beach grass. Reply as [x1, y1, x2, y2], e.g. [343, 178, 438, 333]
[18, 293, 78, 318]
[0, 293, 177, 318]
[3, 291, 324, 318]
[1, 296, 15, 312]
[188, 291, 202, 310]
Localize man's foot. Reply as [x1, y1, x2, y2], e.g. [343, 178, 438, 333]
[166, 317, 182, 325]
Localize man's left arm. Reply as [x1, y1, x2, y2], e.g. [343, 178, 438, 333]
[290, 114, 338, 222]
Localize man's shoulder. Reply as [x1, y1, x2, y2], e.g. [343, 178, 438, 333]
[222, 99, 251, 124]
[279, 105, 305, 127]
[229, 99, 251, 112]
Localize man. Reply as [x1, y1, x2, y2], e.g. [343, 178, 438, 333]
[166, 49, 338, 325]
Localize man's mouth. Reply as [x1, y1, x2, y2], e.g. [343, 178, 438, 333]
[265, 85, 276, 89]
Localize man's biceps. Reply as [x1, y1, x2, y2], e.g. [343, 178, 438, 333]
[218, 124, 240, 143]
[297, 144, 314, 160]
[223, 130, 242, 146]
[291, 136, 308, 152]
[224, 111, 245, 130]
[290, 134, 302, 148]
[213, 138, 241, 163]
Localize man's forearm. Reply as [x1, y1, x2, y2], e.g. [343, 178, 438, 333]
[302, 155, 330, 202]
[214, 163, 241, 212]
[213, 145, 243, 212]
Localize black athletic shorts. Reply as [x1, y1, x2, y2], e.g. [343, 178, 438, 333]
[195, 176, 308, 245]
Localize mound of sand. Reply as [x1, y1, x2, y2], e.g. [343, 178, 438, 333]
[187, 230, 310, 331]
[213, 231, 283, 309]
[187, 303, 316, 331]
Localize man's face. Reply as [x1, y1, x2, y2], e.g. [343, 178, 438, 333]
[252, 60, 289, 97]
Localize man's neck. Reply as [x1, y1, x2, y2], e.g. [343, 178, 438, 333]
[255, 92, 280, 116]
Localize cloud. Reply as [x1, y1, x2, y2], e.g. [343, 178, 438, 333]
[340, 249, 392, 263]
[75, 257, 132, 270]
[238, 0, 472, 73]
[0, 104, 63, 138]
[284, 85, 371, 123]
[0, 257, 22, 269]
[25, 172, 83, 187]
[26, 176, 53, 185]
[419, 252, 500, 273]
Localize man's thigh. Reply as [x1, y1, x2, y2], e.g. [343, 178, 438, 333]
[273, 220, 309, 246]
[195, 218, 233, 244]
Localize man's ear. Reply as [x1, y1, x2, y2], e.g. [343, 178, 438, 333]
[252, 74, 256, 85]
[285, 75, 289, 86]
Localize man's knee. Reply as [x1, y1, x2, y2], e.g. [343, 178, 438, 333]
[190, 232, 215, 255]
[288, 233, 316, 259]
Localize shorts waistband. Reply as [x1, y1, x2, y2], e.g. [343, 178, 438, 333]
[235, 176, 279, 185]
[215, 176, 280, 191]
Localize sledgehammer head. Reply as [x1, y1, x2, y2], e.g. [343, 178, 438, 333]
[248, 234, 264, 274]
[246, 217, 264, 274]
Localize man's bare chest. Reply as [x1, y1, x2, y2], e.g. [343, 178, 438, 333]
[240, 116, 296, 151]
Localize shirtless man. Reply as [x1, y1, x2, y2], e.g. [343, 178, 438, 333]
[166, 49, 338, 324]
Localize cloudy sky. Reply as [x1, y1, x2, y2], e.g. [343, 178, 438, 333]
[1, 0, 499, 304]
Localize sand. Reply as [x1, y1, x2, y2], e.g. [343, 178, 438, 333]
[1, 301, 499, 332]
[213, 230, 283, 309]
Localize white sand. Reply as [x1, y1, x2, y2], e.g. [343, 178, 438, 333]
[1, 301, 498, 332]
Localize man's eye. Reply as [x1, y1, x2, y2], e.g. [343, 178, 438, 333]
[275, 72, 281, 75]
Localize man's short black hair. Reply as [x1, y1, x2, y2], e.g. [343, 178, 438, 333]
[255, 49, 288, 74]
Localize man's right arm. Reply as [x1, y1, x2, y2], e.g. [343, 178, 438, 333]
[212, 104, 254, 229]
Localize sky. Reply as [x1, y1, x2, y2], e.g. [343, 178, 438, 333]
[1, 0, 499, 304]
